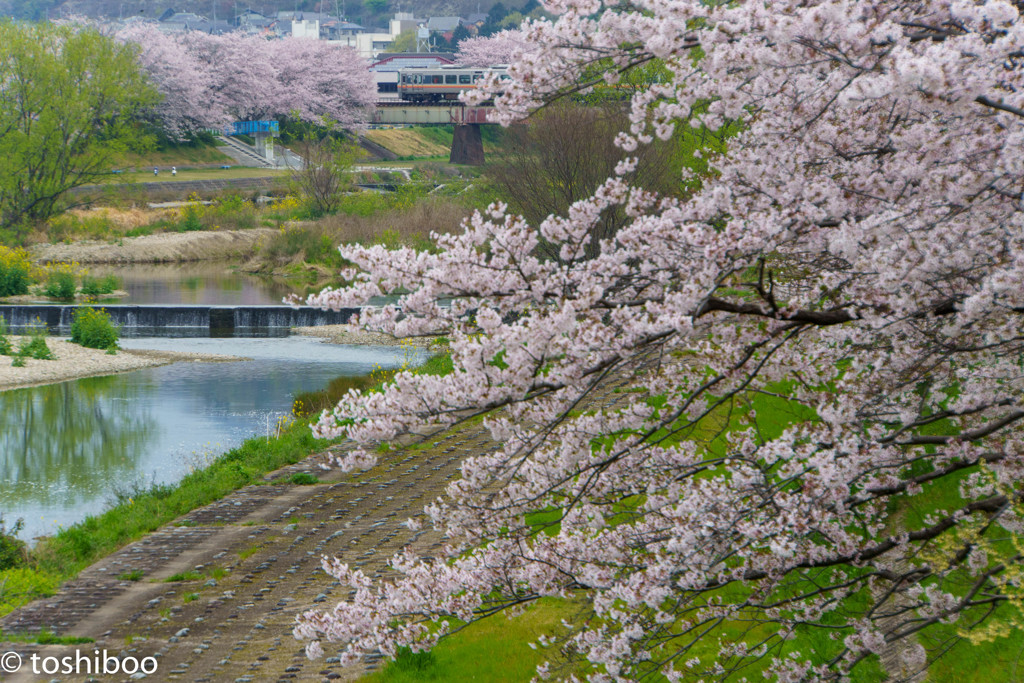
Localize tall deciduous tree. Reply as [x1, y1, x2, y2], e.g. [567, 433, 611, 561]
[296, 1, 1024, 680]
[288, 130, 363, 216]
[0, 21, 156, 240]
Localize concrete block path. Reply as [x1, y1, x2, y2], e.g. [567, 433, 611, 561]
[0, 367, 637, 683]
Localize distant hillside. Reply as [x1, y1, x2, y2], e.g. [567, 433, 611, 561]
[1, 0, 522, 27]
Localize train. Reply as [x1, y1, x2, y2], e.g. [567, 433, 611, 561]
[397, 65, 510, 103]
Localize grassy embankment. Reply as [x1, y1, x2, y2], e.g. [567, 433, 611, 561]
[119, 167, 288, 183]
[362, 125, 507, 162]
[116, 139, 234, 170]
[0, 352, 452, 636]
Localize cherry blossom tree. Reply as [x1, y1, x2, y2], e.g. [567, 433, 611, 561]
[295, 1, 1024, 680]
[115, 24, 226, 136]
[269, 38, 376, 127]
[455, 29, 531, 67]
[115, 26, 374, 136]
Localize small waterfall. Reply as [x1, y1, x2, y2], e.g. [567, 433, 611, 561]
[0, 305, 362, 337]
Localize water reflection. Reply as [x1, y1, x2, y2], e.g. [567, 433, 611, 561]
[0, 337, 418, 540]
[89, 262, 297, 305]
[0, 376, 157, 508]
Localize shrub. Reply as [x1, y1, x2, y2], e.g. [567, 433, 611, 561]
[70, 308, 120, 349]
[178, 202, 204, 232]
[0, 246, 34, 297]
[0, 517, 27, 570]
[80, 274, 120, 297]
[13, 321, 55, 360]
[43, 267, 77, 300]
[288, 472, 319, 485]
[0, 318, 11, 356]
[18, 335, 55, 360]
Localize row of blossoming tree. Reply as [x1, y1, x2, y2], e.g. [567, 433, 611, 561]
[114, 24, 376, 138]
[293, 0, 1024, 680]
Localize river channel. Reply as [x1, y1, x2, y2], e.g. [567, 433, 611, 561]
[0, 336, 420, 541]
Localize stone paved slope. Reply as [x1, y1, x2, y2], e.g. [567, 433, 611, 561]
[0, 423, 499, 683]
[0, 369, 636, 683]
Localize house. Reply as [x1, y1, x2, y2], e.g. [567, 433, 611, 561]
[424, 16, 461, 33]
[236, 8, 275, 33]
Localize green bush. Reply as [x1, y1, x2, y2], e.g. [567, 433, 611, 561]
[70, 307, 120, 349]
[0, 517, 26, 571]
[12, 321, 55, 360]
[0, 318, 11, 355]
[178, 202, 204, 232]
[80, 274, 120, 297]
[0, 246, 33, 297]
[18, 334, 55, 360]
[288, 472, 319, 485]
[43, 269, 76, 300]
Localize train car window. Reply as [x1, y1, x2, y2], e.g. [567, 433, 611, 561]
[445, 75, 457, 84]
[415, 75, 422, 84]
[473, 73, 482, 82]
[432, 75, 443, 84]
[459, 74, 471, 84]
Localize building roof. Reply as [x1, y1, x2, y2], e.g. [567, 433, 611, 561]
[162, 11, 207, 23]
[370, 52, 457, 70]
[425, 16, 461, 32]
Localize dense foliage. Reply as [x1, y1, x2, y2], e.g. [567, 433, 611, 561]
[0, 21, 156, 241]
[70, 307, 119, 350]
[0, 247, 34, 297]
[294, 1, 1024, 680]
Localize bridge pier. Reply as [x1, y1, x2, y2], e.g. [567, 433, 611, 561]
[449, 124, 485, 165]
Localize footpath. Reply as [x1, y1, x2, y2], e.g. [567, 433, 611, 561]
[0, 423, 496, 683]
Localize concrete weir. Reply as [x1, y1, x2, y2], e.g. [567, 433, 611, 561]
[0, 304, 361, 337]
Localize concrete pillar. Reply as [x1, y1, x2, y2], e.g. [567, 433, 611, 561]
[254, 131, 275, 162]
[449, 124, 485, 166]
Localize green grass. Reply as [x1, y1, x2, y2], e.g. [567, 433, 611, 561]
[364, 598, 576, 683]
[119, 167, 286, 183]
[363, 379, 1006, 682]
[164, 571, 203, 583]
[0, 628, 93, 645]
[118, 142, 233, 168]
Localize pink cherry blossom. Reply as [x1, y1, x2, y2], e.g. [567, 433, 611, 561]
[115, 25, 374, 136]
[295, 1, 1024, 680]
[455, 29, 533, 67]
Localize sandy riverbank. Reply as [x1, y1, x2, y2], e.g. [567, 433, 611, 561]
[30, 228, 275, 264]
[0, 337, 244, 392]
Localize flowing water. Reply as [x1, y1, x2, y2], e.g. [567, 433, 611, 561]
[0, 336, 421, 541]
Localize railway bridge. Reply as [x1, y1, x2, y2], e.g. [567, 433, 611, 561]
[372, 101, 498, 165]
